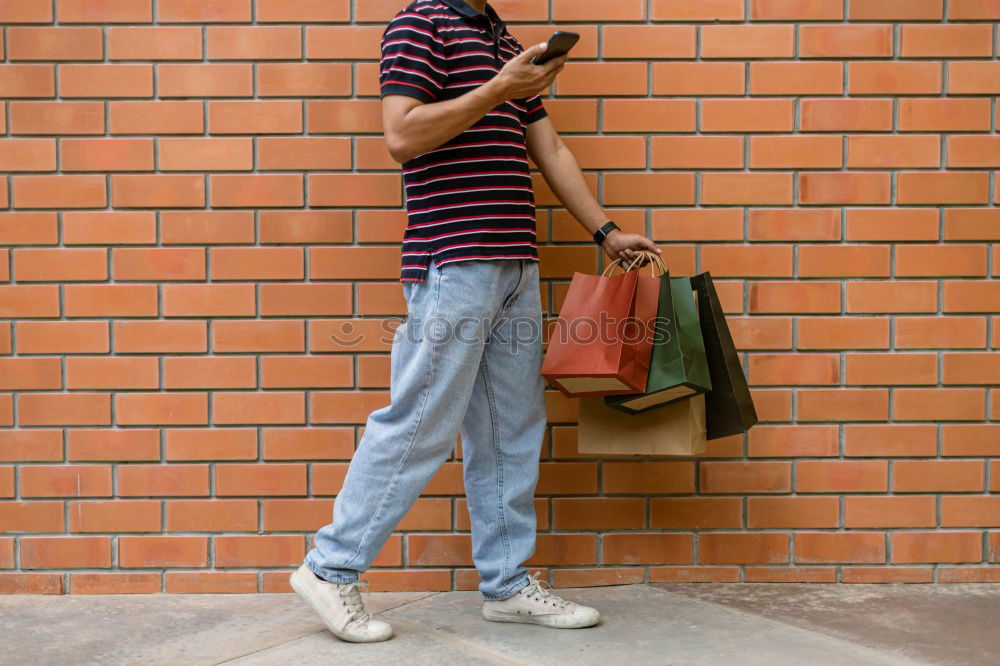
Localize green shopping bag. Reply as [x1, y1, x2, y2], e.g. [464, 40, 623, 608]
[605, 267, 712, 415]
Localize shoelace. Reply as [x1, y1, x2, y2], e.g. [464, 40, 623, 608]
[338, 579, 372, 626]
[519, 571, 574, 611]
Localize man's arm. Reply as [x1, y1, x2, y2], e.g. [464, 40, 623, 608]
[382, 44, 567, 164]
[526, 117, 661, 264]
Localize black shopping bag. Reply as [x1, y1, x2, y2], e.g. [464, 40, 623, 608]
[690, 272, 758, 440]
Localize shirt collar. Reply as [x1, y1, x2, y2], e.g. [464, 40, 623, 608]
[440, 0, 502, 24]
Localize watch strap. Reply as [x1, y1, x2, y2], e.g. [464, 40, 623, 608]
[593, 220, 620, 245]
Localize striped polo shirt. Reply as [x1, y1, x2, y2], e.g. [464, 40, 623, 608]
[379, 0, 548, 282]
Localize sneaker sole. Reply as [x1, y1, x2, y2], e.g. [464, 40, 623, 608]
[289, 571, 393, 643]
[482, 607, 599, 629]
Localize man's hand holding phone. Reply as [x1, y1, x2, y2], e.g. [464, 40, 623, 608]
[494, 42, 568, 101]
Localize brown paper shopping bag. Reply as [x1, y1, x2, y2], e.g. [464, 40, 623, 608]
[577, 393, 707, 456]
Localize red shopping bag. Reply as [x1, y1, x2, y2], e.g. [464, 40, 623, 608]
[541, 253, 663, 397]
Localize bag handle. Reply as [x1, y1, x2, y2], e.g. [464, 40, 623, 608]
[602, 250, 667, 278]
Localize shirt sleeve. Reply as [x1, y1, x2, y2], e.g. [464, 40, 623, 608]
[379, 12, 448, 104]
[525, 93, 548, 124]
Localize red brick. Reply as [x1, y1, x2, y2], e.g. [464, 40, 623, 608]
[800, 99, 893, 132]
[843, 567, 933, 583]
[749, 281, 842, 314]
[552, 568, 645, 588]
[797, 460, 888, 492]
[897, 172, 989, 205]
[845, 352, 937, 385]
[21, 464, 112, 498]
[942, 424, 1000, 456]
[745, 567, 837, 583]
[892, 532, 981, 564]
[0, 573, 63, 594]
[529, 535, 597, 566]
[651, 136, 742, 169]
[554, 0, 644, 20]
[0, 501, 64, 533]
[893, 460, 985, 492]
[650, 498, 743, 529]
[602, 462, 694, 494]
[747, 425, 839, 458]
[649, 567, 740, 583]
[750, 62, 843, 95]
[894, 388, 986, 421]
[899, 245, 987, 278]
[848, 135, 940, 168]
[798, 317, 890, 350]
[849, 62, 942, 95]
[700, 462, 791, 494]
[702, 174, 793, 206]
[118, 464, 209, 497]
[901, 24, 992, 57]
[749, 353, 839, 385]
[600, 99, 696, 133]
[846, 281, 938, 314]
[747, 497, 839, 529]
[939, 568, 1000, 584]
[603, 534, 693, 565]
[165, 572, 257, 594]
[702, 99, 794, 132]
[800, 24, 892, 57]
[552, 498, 645, 530]
[166, 499, 258, 532]
[795, 533, 886, 564]
[941, 497, 1000, 528]
[844, 496, 937, 528]
[843, 424, 938, 457]
[70, 573, 161, 594]
[798, 245, 890, 278]
[21, 536, 112, 569]
[899, 98, 991, 131]
[950, 0, 1000, 18]
[216, 463, 307, 496]
[603, 25, 695, 59]
[699, 533, 790, 565]
[701, 25, 794, 58]
[70, 500, 161, 533]
[556, 63, 647, 96]
[215, 535, 304, 567]
[119, 536, 209, 568]
[849, 0, 943, 20]
[653, 63, 745, 96]
[751, 136, 841, 169]
[799, 172, 891, 205]
[751, 0, 843, 20]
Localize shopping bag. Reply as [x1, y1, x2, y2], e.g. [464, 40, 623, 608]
[604, 273, 712, 414]
[540, 254, 661, 397]
[578, 393, 708, 456]
[690, 272, 758, 440]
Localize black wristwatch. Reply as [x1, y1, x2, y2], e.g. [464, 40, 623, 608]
[593, 220, 620, 245]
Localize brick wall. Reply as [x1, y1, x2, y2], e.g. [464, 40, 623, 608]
[1, 0, 999, 595]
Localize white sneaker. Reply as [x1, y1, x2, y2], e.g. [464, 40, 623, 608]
[482, 571, 600, 629]
[289, 563, 393, 643]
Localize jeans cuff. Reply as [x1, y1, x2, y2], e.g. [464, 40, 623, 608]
[482, 575, 529, 601]
[304, 557, 359, 585]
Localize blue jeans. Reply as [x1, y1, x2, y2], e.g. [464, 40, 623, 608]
[304, 259, 547, 601]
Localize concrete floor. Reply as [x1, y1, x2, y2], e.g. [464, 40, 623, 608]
[1, 583, 997, 665]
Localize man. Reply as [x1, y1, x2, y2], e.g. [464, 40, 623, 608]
[290, 0, 661, 643]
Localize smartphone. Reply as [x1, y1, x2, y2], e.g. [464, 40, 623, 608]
[531, 31, 580, 65]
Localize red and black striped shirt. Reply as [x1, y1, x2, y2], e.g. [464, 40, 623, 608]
[380, 0, 548, 282]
